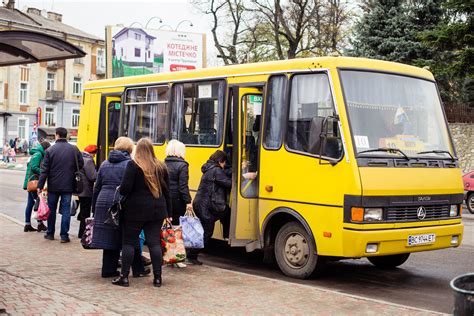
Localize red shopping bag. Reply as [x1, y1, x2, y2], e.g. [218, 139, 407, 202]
[37, 193, 50, 221]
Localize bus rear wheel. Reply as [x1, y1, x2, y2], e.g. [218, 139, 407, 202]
[367, 253, 410, 269]
[274, 221, 322, 279]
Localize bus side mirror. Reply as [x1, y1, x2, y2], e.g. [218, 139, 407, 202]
[319, 115, 343, 166]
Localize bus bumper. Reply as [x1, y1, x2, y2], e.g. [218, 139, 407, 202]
[341, 223, 464, 258]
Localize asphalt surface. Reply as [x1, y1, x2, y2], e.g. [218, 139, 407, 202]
[1, 168, 473, 313]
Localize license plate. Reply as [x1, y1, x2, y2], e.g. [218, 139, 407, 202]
[407, 233, 436, 246]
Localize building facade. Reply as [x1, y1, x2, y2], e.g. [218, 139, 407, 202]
[0, 4, 105, 146]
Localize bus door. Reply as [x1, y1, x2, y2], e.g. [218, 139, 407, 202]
[230, 86, 263, 246]
[97, 94, 122, 165]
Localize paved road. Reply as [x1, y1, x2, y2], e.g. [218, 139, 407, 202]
[1, 169, 473, 313]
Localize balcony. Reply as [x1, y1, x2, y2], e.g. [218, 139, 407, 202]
[96, 66, 106, 75]
[45, 90, 64, 101]
[46, 60, 64, 69]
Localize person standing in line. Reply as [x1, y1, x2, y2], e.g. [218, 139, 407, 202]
[22, 141, 50, 232]
[188, 150, 232, 265]
[77, 144, 98, 238]
[113, 138, 171, 288]
[37, 127, 84, 243]
[164, 140, 192, 268]
[91, 137, 148, 278]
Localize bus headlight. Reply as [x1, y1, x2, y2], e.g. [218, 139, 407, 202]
[364, 208, 383, 221]
[450, 205, 459, 217]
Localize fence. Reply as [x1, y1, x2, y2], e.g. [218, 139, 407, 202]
[444, 103, 474, 123]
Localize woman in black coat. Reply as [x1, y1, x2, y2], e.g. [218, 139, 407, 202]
[164, 140, 192, 225]
[188, 150, 232, 265]
[91, 137, 146, 278]
[113, 138, 171, 288]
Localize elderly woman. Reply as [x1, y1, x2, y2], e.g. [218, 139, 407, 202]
[91, 137, 148, 278]
[164, 140, 192, 225]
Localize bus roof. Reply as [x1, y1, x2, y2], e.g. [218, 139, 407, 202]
[84, 56, 434, 90]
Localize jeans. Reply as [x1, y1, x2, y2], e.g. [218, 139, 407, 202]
[24, 191, 43, 225]
[46, 192, 72, 240]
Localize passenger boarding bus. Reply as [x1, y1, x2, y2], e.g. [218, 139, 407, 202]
[78, 57, 464, 279]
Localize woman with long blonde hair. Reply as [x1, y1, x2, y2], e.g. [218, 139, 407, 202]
[113, 138, 171, 287]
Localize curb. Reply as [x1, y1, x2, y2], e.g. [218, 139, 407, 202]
[0, 212, 445, 315]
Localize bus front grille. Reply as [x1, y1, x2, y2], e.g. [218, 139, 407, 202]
[385, 205, 450, 221]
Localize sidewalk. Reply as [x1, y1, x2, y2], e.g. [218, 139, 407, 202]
[0, 215, 441, 315]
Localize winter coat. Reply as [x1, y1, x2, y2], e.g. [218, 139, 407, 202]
[119, 160, 171, 222]
[78, 152, 97, 198]
[37, 139, 84, 193]
[22, 145, 45, 190]
[165, 156, 192, 221]
[91, 150, 130, 250]
[192, 160, 232, 221]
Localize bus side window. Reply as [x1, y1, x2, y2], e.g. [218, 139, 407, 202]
[286, 73, 342, 159]
[263, 75, 288, 149]
[123, 86, 168, 144]
[171, 80, 225, 145]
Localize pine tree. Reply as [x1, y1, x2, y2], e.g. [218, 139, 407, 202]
[348, 0, 425, 64]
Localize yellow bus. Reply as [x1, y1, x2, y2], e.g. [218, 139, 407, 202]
[78, 57, 464, 279]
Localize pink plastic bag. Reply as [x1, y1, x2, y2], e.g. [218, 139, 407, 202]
[37, 194, 50, 221]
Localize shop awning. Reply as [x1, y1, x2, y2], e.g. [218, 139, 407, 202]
[0, 30, 86, 66]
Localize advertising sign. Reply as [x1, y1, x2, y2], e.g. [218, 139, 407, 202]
[106, 26, 206, 78]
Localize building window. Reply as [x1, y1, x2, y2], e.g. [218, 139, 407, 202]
[73, 77, 82, 96]
[74, 45, 84, 64]
[134, 48, 141, 57]
[18, 118, 27, 139]
[97, 49, 105, 71]
[135, 33, 141, 40]
[45, 107, 56, 127]
[0, 81, 3, 104]
[71, 109, 80, 128]
[20, 82, 28, 104]
[46, 73, 55, 91]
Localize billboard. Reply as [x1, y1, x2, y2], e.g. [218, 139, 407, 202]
[106, 26, 206, 78]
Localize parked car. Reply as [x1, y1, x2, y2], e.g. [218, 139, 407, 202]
[463, 171, 474, 214]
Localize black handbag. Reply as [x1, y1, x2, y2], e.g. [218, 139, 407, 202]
[73, 148, 83, 194]
[104, 187, 122, 228]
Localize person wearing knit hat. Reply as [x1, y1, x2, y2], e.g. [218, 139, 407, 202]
[77, 145, 98, 238]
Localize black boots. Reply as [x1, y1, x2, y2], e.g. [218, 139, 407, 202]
[153, 275, 162, 287]
[112, 275, 129, 287]
[36, 223, 47, 232]
[24, 224, 36, 232]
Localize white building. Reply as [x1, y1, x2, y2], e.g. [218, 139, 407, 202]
[113, 28, 155, 67]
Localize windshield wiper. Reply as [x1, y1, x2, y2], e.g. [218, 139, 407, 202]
[358, 147, 409, 160]
[417, 150, 455, 162]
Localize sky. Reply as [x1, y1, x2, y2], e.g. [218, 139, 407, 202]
[14, 0, 220, 66]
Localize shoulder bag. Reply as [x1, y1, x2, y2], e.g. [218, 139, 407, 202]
[27, 175, 38, 192]
[73, 147, 83, 194]
[104, 187, 122, 228]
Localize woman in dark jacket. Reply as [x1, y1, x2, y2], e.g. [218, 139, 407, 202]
[22, 141, 50, 232]
[92, 137, 146, 278]
[77, 145, 97, 238]
[113, 138, 171, 288]
[188, 150, 232, 265]
[164, 140, 192, 225]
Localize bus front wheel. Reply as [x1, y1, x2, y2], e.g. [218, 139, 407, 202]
[274, 221, 322, 279]
[367, 253, 410, 269]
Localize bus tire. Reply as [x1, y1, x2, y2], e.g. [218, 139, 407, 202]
[367, 253, 410, 269]
[274, 221, 321, 279]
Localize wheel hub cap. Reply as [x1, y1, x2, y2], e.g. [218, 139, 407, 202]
[284, 233, 310, 268]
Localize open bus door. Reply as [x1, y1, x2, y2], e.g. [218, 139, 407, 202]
[97, 93, 122, 165]
[229, 86, 263, 248]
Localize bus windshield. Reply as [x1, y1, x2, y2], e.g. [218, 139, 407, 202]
[340, 70, 454, 158]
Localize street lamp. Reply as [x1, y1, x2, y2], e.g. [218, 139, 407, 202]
[174, 20, 193, 31]
[158, 24, 174, 31]
[128, 21, 145, 29]
[145, 16, 163, 29]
